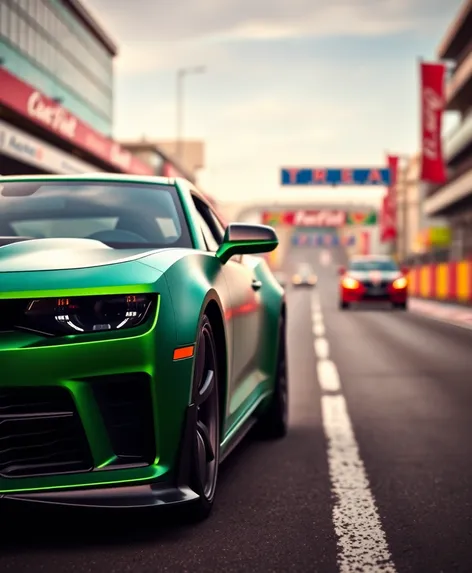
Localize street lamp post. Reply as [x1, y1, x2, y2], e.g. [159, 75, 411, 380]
[176, 66, 206, 164]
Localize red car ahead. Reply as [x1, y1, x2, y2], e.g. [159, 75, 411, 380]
[339, 255, 408, 310]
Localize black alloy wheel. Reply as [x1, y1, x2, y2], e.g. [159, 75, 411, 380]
[257, 317, 288, 439]
[187, 314, 220, 520]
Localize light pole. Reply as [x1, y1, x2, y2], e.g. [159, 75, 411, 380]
[176, 66, 206, 164]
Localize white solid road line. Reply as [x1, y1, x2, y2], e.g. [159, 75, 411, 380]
[311, 293, 397, 573]
[321, 395, 396, 573]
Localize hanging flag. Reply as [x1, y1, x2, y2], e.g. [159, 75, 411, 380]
[420, 62, 447, 183]
[359, 231, 371, 255]
[380, 155, 398, 242]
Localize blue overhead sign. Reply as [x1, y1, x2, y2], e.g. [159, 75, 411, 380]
[281, 167, 391, 186]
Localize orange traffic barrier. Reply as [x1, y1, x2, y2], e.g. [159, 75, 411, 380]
[407, 260, 472, 303]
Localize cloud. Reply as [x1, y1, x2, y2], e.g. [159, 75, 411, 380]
[85, 0, 464, 202]
[88, 0, 460, 45]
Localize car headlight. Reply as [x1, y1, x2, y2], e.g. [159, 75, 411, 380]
[392, 277, 407, 289]
[21, 294, 156, 336]
[341, 277, 360, 289]
[292, 274, 301, 284]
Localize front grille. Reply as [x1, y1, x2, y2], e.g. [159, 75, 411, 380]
[362, 280, 390, 289]
[88, 374, 155, 466]
[0, 387, 93, 478]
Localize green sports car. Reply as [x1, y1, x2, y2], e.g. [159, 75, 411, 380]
[0, 174, 287, 520]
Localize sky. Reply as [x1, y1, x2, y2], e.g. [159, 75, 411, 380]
[85, 0, 463, 206]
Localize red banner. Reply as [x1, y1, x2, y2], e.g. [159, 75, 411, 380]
[262, 210, 346, 227]
[0, 68, 153, 175]
[380, 155, 398, 242]
[420, 62, 447, 183]
[162, 161, 183, 178]
[359, 231, 370, 255]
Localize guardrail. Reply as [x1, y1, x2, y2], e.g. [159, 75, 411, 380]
[408, 259, 472, 303]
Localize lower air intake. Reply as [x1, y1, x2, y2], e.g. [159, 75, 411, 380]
[0, 386, 93, 478]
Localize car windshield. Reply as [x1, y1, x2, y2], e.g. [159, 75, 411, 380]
[0, 180, 192, 249]
[349, 259, 398, 272]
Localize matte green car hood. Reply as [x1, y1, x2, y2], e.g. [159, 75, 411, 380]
[0, 238, 158, 272]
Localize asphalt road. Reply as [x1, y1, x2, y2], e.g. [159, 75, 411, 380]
[1, 246, 472, 572]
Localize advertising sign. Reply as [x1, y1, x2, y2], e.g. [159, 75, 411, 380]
[280, 167, 391, 186]
[0, 68, 153, 175]
[418, 226, 451, 247]
[345, 211, 377, 225]
[0, 119, 103, 174]
[262, 210, 377, 227]
[262, 210, 346, 227]
[292, 233, 356, 247]
[420, 62, 447, 183]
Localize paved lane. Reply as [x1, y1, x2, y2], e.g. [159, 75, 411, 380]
[302, 245, 472, 573]
[0, 252, 337, 573]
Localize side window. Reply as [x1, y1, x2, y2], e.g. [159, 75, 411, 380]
[194, 208, 220, 251]
[207, 208, 226, 241]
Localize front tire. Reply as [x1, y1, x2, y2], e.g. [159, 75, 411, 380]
[339, 301, 349, 309]
[185, 314, 220, 522]
[393, 301, 407, 310]
[256, 318, 288, 440]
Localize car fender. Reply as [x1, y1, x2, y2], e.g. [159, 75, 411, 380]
[158, 252, 232, 400]
[249, 256, 285, 383]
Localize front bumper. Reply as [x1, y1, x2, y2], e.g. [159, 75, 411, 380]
[0, 400, 200, 509]
[341, 285, 408, 303]
[0, 314, 195, 503]
[1, 483, 199, 509]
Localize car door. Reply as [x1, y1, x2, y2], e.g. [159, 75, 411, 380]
[191, 195, 264, 431]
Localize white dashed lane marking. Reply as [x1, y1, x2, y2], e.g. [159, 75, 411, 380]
[311, 292, 397, 573]
[316, 359, 340, 391]
[314, 338, 330, 360]
[312, 322, 325, 337]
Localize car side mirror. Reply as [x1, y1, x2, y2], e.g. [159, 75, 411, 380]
[338, 266, 346, 275]
[215, 223, 278, 265]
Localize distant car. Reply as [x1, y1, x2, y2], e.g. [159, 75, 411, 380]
[292, 265, 318, 287]
[339, 255, 408, 309]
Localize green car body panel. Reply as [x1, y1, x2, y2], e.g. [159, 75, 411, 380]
[0, 173, 285, 507]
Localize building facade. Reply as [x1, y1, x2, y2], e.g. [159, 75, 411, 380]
[423, 0, 472, 259]
[120, 139, 200, 183]
[0, 0, 153, 176]
[1, 0, 115, 134]
[397, 154, 422, 258]
[153, 140, 205, 180]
